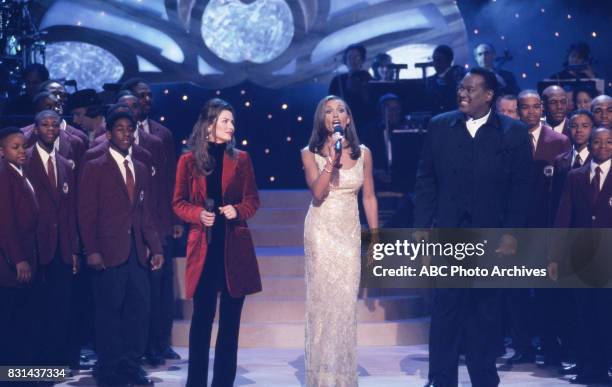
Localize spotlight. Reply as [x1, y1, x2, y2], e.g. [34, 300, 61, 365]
[281, 103, 288, 110]
[182, 95, 188, 101]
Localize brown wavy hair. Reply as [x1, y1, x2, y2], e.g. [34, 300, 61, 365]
[308, 95, 361, 160]
[188, 98, 236, 175]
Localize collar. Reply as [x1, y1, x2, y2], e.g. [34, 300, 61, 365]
[466, 109, 491, 127]
[591, 159, 611, 175]
[551, 118, 566, 134]
[60, 119, 67, 131]
[134, 129, 140, 145]
[574, 146, 589, 161]
[137, 119, 150, 134]
[9, 162, 23, 176]
[36, 142, 56, 165]
[530, 122, 542, 142]
[109, 146, 133, 165]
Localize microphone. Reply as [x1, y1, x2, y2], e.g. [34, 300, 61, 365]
[332, 124, 344, 154]
[204, 198, 215, 244]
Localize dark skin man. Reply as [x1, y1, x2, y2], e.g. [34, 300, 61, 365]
[591, 95, 612, 129]
[543, 85, 569, 128]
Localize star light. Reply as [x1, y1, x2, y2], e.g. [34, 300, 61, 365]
[527, 45, 532, 51]
[297, 116, 303, 122]
[182, 95, 188, 101]
[474, 29, 479, 34]
[160, 116, 165, 122]
[245, 101, 251, 107]
[164, 89, 169, 95]
[521, 73, 527, 79]
[281, 103, 288, 110]
[240, 90, 246, 95]
[592, 32, 597, 38]
[555, 32, 560, 37]
[215, 90, 221, 95]
[269, 176, 276, 182]
[242, 139, 248, 146]
[264, 148, 270, 154]
[286, 136, 292, 142]
[267, 114, 273, 119]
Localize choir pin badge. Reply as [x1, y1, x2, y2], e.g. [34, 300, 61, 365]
[140, 190, 145, 202]
[151, 166, 156, 176]
[543, 165, 554, 177]
[609, 196, 612, 207]
[63, 182, 69, 194]
[68, 159, 75, 170]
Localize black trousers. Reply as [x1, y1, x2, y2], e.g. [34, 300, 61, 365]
[428, 289, 501, 387]
[35, 256, 73, 366]
[573, 288, 611, 378]
[0, 286, 36, 366]
[502, 288, 533, 354]
[67, 255, 95, 368]
[187, 243, 245, 387]
[91, 243, 150, 378]
[148, 236, 176, 354]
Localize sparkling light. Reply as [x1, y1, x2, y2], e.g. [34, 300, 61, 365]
[527, 45, 532, 51]
[535, 62, 540, 67]
[297, 116, 303, 122]
[500, 35, 505, 40]
[555, 32, 560, 37]
[267, 114, 273, 119]
[76, 21, 82, 26]
[540, 8, 545, 13]
[514, 13, 519, 18]
[567, 14, 572, 19]
[242, 139, 248, 146]
[160, 116, 165, 122]
[592, 31, 597, 37]
[286, 136, 292, 142]
[281, 103, 288, 110]
[164, 89, 169, 95]
[245, 101, 251, 107]
[269, 176, 276, 182]
[182, 95, 189, 101]
[216, 90, 221, 95]
[473, 29, 479, 34]
[240, 90, 246, 95]
[521, 73, 527, 79]
[181, 139, 187, 145]
[264, 148, 270, 154]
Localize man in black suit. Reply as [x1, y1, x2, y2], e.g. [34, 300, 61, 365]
[415, 67, 532, 387]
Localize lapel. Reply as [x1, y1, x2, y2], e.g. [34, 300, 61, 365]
[561, 149, 572, 170]
[595, 164, 612, 209]
[29, 146, 60, 206]
[103, 150, 131, 203]
[534, 127, 549, 159]
[57, 130, 71, 159]
[576, 163, 594, 207]
[5, 159, 39, 210]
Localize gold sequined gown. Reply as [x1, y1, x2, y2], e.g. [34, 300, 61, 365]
[304, 145, 365, 387]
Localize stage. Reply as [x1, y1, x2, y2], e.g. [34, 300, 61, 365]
[58, 345, 590, 386]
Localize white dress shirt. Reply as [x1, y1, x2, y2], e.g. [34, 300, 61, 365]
[552, 118, 566, 134]
[465, 109, 491, 138]
[36, 143, 57, 186]
[571, 146, 590, 167]
[529, 123, 542, 151]
[137, 119, 150, 134]
[109, 147, 135, 185]
[590, 159, 610, 190]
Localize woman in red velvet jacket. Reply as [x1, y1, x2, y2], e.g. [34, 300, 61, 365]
[173, 98, 261, 387]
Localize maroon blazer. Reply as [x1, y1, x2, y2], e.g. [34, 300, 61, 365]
[555, 162, 612, 228]
[23, 126, 86, 173]
[551, 149, 592, 224]
[173, 150, 261, 299]
[24, 147, 78, 265]
[0, 160, 39, 287]
[83, 140, 163, 235]
[78, 150, 162, 268]
[528, 125, 571, 226]
[149, 119, 179, 237]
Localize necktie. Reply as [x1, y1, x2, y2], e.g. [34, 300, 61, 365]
[591, 166, 602, 205]
[47, 155, 56, 188]
[530, 133, 536, 156]
[124, 159, 135, 203]
[572, 154, 582, 169]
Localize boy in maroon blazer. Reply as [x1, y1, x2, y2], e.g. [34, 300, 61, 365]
[550, 127, 612, 385]
[24, 109, 79, 367]
[122, 78, 183, 360]
[78, 111, 163, 386]
[551, 110, 594, 221]
[0, 127, 39, 366]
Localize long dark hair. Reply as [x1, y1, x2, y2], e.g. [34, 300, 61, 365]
[308, 95, 361, 160]
[188, 98, 236, 175]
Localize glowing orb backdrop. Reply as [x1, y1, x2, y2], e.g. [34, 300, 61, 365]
[37, 0, 469, 90]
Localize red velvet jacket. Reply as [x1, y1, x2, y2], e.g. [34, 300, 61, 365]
[173, 150, 261, 298]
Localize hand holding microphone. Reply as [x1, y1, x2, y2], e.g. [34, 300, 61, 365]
[329, 124, 344, 168]
[201, 198, 215, 244]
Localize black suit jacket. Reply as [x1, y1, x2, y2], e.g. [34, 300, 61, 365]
[414, 110, 532, 228]
[550, 149, 591, 225]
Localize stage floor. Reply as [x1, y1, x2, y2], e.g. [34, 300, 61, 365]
[57, 345, 601, 386]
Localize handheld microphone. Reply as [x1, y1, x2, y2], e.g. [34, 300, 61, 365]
[333, 124, 344, 154]
[204, 198, 215, 244]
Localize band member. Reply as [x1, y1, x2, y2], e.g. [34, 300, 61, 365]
[0, 127, 38, 366]
[24, 110, 79, 367]
[173, 98, 261, 386]
[78, 111, 163, 386]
